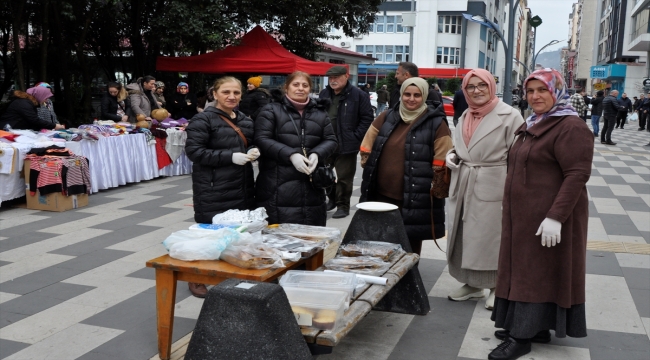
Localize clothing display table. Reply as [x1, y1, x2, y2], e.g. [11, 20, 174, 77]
[0, 133, 191, 204]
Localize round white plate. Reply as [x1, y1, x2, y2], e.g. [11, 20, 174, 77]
[355, 202, 398, 212]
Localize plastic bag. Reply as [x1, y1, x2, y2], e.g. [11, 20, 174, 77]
[263, 224, 341, 245]
[169, 239, 231, 261]
[339, 241, 403, 261]
[212, 208, 269, 233]
[262, 233, 326, 258]
[220, 244, 285, 269]
[628, 112, 638, 122]
[323, 256, 391, 276]
[162, 227, 241, 251]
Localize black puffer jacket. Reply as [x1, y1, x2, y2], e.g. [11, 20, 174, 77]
[185, 107, 255, 223]
[239, 88, 270, 120]
[0, 91, 56, 131]
[100, 93, 132, 122]
[602, 95, 622, 119]
[318, 82, 374, 154]
[254, 94, 338, 226]
[590, 96, 603, 117]
[360, 104, 448, 241]
[169, 93, 199, 120]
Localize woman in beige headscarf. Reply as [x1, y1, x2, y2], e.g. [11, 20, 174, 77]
[359, 78, 453, 255]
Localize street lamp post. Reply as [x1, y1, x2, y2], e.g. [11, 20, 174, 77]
[503, 0, 521, 106]
[532, 39, 561, 72]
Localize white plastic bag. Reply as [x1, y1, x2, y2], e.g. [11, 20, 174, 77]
[628, 112, 638, 122]
[162, 228, 241, 251]
[169, 239, 228, 261]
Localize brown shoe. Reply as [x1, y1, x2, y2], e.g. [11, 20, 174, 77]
[188, 283, 207, 298]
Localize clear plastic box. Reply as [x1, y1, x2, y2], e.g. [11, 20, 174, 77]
[282, 287, 348, 331]
[279, 270, 357, 303]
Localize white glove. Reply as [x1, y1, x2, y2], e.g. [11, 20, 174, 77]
[446, 151, 460, 170]
[290, 153, 310, 174]
[232, 152, 254, 165]
[247, 148, 260, 160]
[307, 153, 318, 174]
[535, 218, 562, 247]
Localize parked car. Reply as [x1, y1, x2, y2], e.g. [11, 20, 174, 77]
[441, 96, 454, 117]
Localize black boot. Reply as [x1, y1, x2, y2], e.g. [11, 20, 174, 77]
[494, 329, 551, 343]
[488, 337, 531, 360]
[326, 200, 336, 211]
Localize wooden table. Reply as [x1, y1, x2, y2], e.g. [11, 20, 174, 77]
[146, 249, 324, 360]
[301, 252, 420, 351]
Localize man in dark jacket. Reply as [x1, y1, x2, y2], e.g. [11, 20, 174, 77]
[601, 90, 621, 145]
[319, 66, 374, 218]
[582, 91, 591, 121]
[590, 90, 604, 137]
[389, 62, 441, 109]
[615, 92, 632, 129]
[638, 93, 650, 131]
[376, 85, 389, 114]
[452, 89, 468, 126]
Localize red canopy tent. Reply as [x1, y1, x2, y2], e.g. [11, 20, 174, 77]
[156, 26, 343, 76]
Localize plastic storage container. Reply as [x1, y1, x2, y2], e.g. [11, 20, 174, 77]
[282, 287, 348, 331]
[279, 270, 358, 303]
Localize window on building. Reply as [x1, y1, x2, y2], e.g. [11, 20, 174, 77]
[376, 16, 385, 32]
[387, 16, 396, 32]
[397, 15, 404, 32]
[480, 25, 487, 41]
[478, 51, 485, 69]
[438, 15, 462, 34]
[436, 47, 460, 65]
[633, 8, 650, 39]
[356, 45, 364, 53]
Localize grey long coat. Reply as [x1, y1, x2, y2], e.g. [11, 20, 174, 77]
[446, 101, 523, 270]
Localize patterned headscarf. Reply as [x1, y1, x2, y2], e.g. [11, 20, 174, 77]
[523, 68, 578, 128]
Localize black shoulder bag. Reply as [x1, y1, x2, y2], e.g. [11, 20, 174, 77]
[287, 111, 336, 190]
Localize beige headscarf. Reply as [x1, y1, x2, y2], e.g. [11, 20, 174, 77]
[399, 77, 429, 124]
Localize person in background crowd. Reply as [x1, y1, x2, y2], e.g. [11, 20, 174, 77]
[361, 83, 371, 94]
[27, 84, 59, 126]
[255, 71, 337, 226]
[153, 81, 166, 108]
[452, 88, 469, 127]
[429, 82, 443, 104]
[101, 82, 131, 122]
[632, 95, 640, 113]
[590, 90, 604, 137]
[319, 65, 374, 219]
[582, 90, 591, 121]
[445, 69, 524, 311]
[490, 68, 592, 360]
[239, 76, 270, 121]
[569, 90, 587, 123]
[184, 76, 258, 298]
[359, 78, 453, 255]
[203, 86, 216, 109]
[390, 62, 441, 109]
[0, 87, 65, 131]
[126, 75, 161, 121]
[195, 90, 207, 114]
[169, 82, 199, 120]
[376, 84, 390, 114]
[615, 92, 632, 129]
[601, 89, 621, 145]
[638, 93, 649, 131]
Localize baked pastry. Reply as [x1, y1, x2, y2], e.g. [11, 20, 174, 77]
[312, 309, 337, 330]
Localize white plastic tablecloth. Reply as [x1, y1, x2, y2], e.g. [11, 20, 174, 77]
[0, 134, 192, 204]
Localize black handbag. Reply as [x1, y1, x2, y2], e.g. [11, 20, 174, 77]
[288, 112, 336, 190]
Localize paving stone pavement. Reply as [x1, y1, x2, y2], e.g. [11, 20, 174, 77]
[0, 122, 648, 360]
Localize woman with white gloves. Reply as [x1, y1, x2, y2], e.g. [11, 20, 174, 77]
[444, 69, 524, 310]
[254, 71, 337, 226]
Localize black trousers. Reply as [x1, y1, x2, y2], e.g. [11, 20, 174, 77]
[615, 111, 627, 128]
[640, 111, 648, 130]
[601, 116, 615, 143]
[326, 152, 358, 211]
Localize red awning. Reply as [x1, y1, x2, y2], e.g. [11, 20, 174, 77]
[418, 68, 472, 78]
[156, 26, 344, 76]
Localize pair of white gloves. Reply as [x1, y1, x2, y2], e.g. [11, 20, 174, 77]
[290, 153, 319, 175]
[231, 148, 260, 165]
[445, 151, 562, 247]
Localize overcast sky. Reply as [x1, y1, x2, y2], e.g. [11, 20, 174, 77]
[526, 0, 576, 54]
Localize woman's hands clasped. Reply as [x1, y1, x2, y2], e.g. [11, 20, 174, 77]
[290, 154, 311, 174]
[232, 152, 254, 165]
[247, 148, 260, 160]
[536, 218, 562, 247]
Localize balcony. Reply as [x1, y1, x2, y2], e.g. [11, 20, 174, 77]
[628, 31, 650, 51]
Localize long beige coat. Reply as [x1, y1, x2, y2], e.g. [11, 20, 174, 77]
[446, 101, 523, 270]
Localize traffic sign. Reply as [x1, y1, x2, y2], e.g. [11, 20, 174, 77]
[643, 78, 650, 87]
[529, 16, 543, 28]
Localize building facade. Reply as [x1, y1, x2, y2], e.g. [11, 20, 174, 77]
[323, 0, 532, 94]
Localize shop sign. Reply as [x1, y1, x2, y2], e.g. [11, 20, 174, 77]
[590, 66, 608, 79]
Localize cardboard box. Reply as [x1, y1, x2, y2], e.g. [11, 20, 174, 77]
[24, 160, 89, 212]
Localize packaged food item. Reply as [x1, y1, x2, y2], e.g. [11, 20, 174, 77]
[339, 241, 403, 261]
[279, 270, 359, 304]
[262, 233, 326, 258]
[219, 244, 284, 269]
[283, 287, 347, 330]
[263, 224, 341, 245]
[323, 256, 391, 277]
[212, 208, 269, 233]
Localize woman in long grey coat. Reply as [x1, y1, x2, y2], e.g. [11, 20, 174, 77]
[489, 68, 593, 360]
[445, 69, 524, 310]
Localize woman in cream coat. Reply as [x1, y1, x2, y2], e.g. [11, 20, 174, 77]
[445, 69, 524, 309]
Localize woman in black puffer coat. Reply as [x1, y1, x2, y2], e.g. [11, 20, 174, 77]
[185, 77, 258, 224]
[239, 76, 270, 120]
[255, 71, 338, 226]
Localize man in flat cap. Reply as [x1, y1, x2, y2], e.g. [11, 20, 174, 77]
[319, 65, 374, 218]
